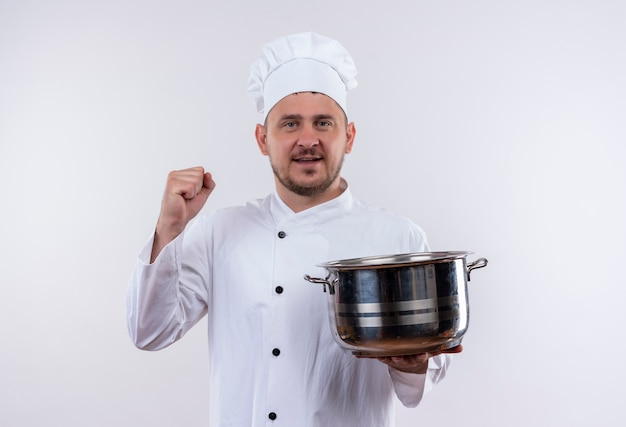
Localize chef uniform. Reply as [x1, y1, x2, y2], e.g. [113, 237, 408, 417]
[127, 32, 453, 427]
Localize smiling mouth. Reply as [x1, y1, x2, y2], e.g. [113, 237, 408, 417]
[293, 156, 322, 163]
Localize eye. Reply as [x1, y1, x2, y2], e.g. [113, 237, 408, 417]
[282, 121, 297, 128]
[317, 120, 332, 128]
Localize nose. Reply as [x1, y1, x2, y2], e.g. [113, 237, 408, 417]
[298, 125, 319, 148]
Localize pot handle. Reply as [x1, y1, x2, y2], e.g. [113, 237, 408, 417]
[466, 258, 488, 281]
[303, 275, 336, 294]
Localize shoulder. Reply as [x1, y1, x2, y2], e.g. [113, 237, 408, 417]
[343, 196, 430, 251]
[350, 197, 421, 227]
[193, 195, 272, 229]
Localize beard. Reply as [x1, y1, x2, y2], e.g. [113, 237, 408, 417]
[270, 148, 345, 197]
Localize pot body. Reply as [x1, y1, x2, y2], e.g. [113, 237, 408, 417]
[307, 252, 486, 356]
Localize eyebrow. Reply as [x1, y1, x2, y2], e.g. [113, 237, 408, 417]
[277, 114, 303, 122]
[277, 114, 337, 122]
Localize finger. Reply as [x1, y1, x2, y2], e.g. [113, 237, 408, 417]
[179, 180, 202, 200]
[441, 344, 463, 354]
[185, 167, 207, 198]
[405, 354, 429, 364]
[168, 168, 205, 199]
[193, 172, 216, 205]
[202, 172, 216, 192]
[428, 344, 464, 358]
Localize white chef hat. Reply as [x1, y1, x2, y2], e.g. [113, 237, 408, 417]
[247, 32, 358, 120]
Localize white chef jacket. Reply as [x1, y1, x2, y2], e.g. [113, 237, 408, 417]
[127, 185, 452, 427]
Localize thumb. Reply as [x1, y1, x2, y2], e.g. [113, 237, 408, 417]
[198, 172, 216, 199]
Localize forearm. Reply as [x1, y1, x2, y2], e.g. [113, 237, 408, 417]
[389, 353, 453, 407]
[150, 228, 182, 264]
[127, 233, 208, 350]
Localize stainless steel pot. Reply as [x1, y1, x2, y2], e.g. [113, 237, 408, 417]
[304, 252, 488, 356]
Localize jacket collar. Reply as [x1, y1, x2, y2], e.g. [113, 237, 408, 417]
[269, 178, 353, 225]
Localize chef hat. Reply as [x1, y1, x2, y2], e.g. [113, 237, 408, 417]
[247, 32, 358, 120]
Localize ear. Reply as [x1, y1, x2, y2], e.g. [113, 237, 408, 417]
[345, 122, 356, 154]
[255, 123, 269, 155]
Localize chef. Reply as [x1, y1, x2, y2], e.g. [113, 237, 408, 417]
[127, 31, 461, 426]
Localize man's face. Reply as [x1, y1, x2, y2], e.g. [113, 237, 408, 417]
[255, 92, 355, 198]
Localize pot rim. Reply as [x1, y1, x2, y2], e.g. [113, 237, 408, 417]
[317, 251, 473, 270]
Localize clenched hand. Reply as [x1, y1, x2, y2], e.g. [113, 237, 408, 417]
[151, 166, 216, 262]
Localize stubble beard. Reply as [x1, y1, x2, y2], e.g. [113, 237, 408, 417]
[270, 155, 345, 197]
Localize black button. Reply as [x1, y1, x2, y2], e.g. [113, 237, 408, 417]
[275, 286, 283, 294]
[277, 231, 286, 238]
[272, 348, 280, 356]
[268, 412, 277, 420]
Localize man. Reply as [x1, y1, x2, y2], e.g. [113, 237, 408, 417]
[127, 32, 461, 426]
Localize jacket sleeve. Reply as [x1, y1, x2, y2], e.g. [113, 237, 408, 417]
[126, 218, 211, 351]
[388, 354, 453, 407]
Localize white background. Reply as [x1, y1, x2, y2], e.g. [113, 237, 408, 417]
[1, 0, 625, 426]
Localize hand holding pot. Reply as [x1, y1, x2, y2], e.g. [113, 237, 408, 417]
[362, 344, 464, 375]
